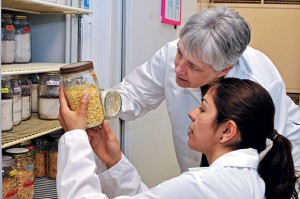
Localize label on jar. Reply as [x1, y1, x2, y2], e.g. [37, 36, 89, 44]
[24, 27, 30, 33]
[5, 25, 14, 31]
[5, 189, 18, 198]
[10, 169, 17, 176]
[2, 88, 9, 93]
[14, 87, 21, 93]
[46, 80, 60, 86]
[23, 180, 34, 188]
[27, 164, 33, 170]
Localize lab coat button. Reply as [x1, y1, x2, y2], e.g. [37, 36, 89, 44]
[194, 157, 199, 162]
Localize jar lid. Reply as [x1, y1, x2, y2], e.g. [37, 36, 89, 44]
[2, 14, 13, 19]
[14, 15, 28, 20]
[60, 61, 94, 74]
[6, 147, 29, 155]
[101, 89, 122, 119]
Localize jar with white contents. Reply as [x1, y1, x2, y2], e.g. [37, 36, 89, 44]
[14, 15, 31, 63]
[60, 61, 121, 128]
[10, 75, 22, 126]
[38, 72, 61, 120]
[1, 14, 15, 64]
[19, 75, 31, 121]
[1, 75, 13, 131]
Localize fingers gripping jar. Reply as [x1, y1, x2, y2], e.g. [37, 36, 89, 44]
[60, 61, 121, 128]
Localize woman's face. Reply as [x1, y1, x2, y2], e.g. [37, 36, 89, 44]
[188, 89, 220, 154]
[174, 43, 221, 88]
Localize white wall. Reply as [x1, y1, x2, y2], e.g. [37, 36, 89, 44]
[122, 0, 198, 187]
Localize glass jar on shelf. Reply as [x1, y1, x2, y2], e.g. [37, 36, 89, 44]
[60, 61, 121, 128]
[14, 15, 31, 63]
[5, 148, 34, 199]
[1, 13, 15, 64]
[19, 75, 31, 121]
[10, 75, 22, 126]
[38, 72, 61, 120]
[2, 155, 18, 199]
[19, 140, 35, 162]
[1, 75, 13, 132]
[47, 131, 63, 180]
[33, 138, 47, 177]
[29, 73, 39, 113]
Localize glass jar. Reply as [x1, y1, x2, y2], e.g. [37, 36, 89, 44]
[2, 155, 18, 199]
[2, 75, 13, 131]
[60, 61, 121, 128]
[14, 15, 31, 63]
[47, 132, 63, 180]
[5, 148, 34, 199]
[33, 138, 47, 177]
[29, 73, 39, 113]
[19, 140, 35, 162]
[1, 14, 15, 64]
[38, 72, 61, 119]
[19, 75, 32, 121]
[10, 75, 22, 126]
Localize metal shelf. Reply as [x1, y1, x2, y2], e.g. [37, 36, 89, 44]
[2, 0, 92, 14]
[1, 62, 66, 75]
[2, 113, 62, 148]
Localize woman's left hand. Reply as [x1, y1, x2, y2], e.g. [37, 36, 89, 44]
[58, 86, 89, 132]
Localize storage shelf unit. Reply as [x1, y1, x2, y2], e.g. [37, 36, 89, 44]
[2, 114, 62, 148]
[1, 63, 66, 148]
[2, 0, 92, 14]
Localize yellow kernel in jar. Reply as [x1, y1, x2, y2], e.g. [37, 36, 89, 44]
[64, 84, 104, 128]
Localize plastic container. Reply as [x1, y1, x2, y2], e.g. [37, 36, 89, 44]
[60, 61, 121, 128]
[38, 72, 61, 119]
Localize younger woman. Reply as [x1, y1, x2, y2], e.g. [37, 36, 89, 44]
[57, 78, 299, 199]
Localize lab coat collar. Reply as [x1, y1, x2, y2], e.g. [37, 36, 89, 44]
[187, 87, 202, 103]
[189, 149, 259, 171]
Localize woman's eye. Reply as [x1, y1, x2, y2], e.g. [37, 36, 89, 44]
[199, 107, 204, 113]
[188, 62, 199, 71]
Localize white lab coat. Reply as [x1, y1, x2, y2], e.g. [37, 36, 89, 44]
[57, 130, 266, 199]
[114, 39, 300, 172]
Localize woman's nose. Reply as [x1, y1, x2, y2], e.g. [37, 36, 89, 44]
[175, 58, 187, 74]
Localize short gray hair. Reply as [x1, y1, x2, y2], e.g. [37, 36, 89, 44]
[179, 6, 251, 71]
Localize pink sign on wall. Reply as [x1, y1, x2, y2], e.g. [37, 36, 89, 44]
[161, 0, 182, 26]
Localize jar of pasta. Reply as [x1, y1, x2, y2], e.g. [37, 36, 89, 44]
[5, 148, 34, 199]
[1, 75, 13, 132]
[60, 61, 121, 128]
[2, 155, 18, 199]
[38, 72, 61, 119]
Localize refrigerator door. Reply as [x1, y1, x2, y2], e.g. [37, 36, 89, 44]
[121, 0, 197, 187]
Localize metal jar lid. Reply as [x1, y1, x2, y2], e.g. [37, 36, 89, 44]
[101, 89, 122, 119]
[60, 61, 94, 74]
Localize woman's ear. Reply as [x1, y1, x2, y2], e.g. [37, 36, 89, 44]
[219, 120, 238, 144]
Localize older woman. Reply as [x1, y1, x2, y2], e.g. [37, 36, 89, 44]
[57, 78, 299, 199]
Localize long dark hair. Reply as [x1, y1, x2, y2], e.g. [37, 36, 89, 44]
[209, 77, 299, 199]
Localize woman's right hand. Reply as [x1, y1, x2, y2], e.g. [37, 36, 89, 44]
[86, 121, 122, 169]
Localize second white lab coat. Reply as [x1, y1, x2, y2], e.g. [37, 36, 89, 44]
[114, 39, 300, 172]
[57, 130, 266, 199]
